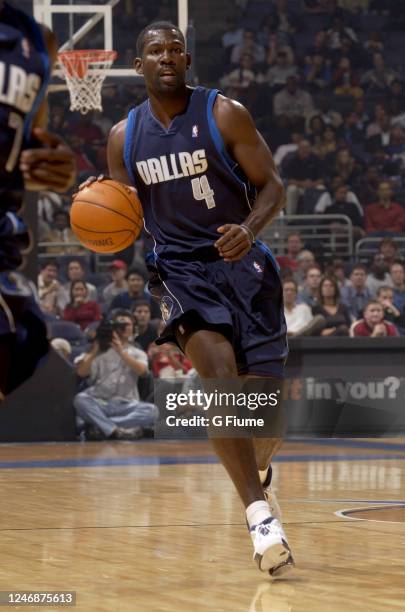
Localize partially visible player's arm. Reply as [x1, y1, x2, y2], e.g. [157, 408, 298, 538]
[213, 95, 285, 262]
[107, 119, 133, 184]
[19, 26, 76, 192]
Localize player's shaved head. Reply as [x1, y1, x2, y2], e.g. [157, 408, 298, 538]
[136, 21, 185, 56]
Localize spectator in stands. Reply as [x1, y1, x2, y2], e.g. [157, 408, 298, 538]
[327, 259, 351, 290]
[315, 95, 343, 129]
[273, 76, 314, 129]
[283, 279, 325, 336]
[312, 125, 338, 159]
[341, 264, 373, 318]
[328, 148, 360, 185]
[299, 265, 322, 307]
[364, 181, 405, 234]
[361, 52, 399, 93]
[102, 260, 128, 309]
[353, 165, 381, 205]
[391, 261, 405, 312]
[63, 280, 102, 331]
[230, 29, 265, 65]
[276, 232, 303, 272]
[312, 276, 351, 336]
[74, 310, 158, 440]
[376, 286, 405, 332]
[284, 139, 324, 214]
[38, 190, 64, 228]
[304, 53, 332, 92]
[386, 126, 405, 162]
[366, 103, 388, 139]
[42, 209, 84, 255]
[350, 300, 399, 337]
[66, 134, 96, 176]
[295, 249, 316, 287]
[366, 252, 393, 295]
[273, 131, 302, 169]
[261, 13, 294, 64]
[110, 268, 161, 319]
[363, 30, 384, 56]
[37, 260, 66, 317]
[327, 15, 358, 51]
[132, 300, 158, 352]
[221, 53, 257, 92]
[315, 175, 362, 214]
[366, 111, 392, 153]
[327, 183, 364, 241]
[64, 259, 97, 303]
[261, 50, 297, 90]
[379, 237, 402, 268]
[332, 57, 363, 98]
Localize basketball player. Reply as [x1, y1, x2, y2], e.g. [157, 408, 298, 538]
[85, 21, 293, 575]
[0, 1, 76, 397]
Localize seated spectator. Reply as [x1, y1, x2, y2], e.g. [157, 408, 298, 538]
[276, 232, 303, 272]
[261, 14, 294, 65]
[341, 264, 373, 318]
[284, 140, 324, 215]
[110, 268, 161, 319]
[315, 175, 362, 215]
[326, 147, 360, 185]
[74, 310, 158, 440]
[325, 258, 351, 290]
[294, 249, 316, 287]
[298, 265, 322, 307]
[353, 165, 381, 206]
[273, 131, 302, 169]
[221, 53, 257, 92]
[366, 112, 392, 153]
[230, 29, 265, 65]
[364, 181, 405, 234]
[304, 30, 332, 63]
[312, 125, 337, 159]
[102, 260, 128, 309]
[377, 286, 405, 332]
[327, 184, 364, 241]
[148, 342, 193, 378]
[42, 209, 85, 255]
[361, 52, 399, 93]
[37, 260, 67, 317]
[312, 276, 351, 336]
[132, 300, 158, 352]
[273, 76, 314, 129]
[327, 15, 358, 50]
[64, 259, 97, 303]
[332, 57, 363, 98]
[379, 237, 402, 268]
[363, 30, 384, 56]
[385, 126, 405, 164]
[304, 53, 332, 92]
[63, 280, 102, 331]
[283, 279, 325, 336]
[366, 252, 393, 295]
[366, 103, 388, 139]
[391, 261, 405, 312]
[350, 300, 399, 337]
[314, 95, 343, 129]
[260, 50, 297, 90]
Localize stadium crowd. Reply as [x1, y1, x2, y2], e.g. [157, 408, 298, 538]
[35, 0, 405, 438]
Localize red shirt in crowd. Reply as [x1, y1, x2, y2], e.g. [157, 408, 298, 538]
[351, 319, 399, 337]
[276, 255, 299, 272]
[364, 201, 405, 233]
[63, 301, 102, 330]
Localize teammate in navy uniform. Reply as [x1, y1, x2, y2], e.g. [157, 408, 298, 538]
[0, 1, 76, 398]
[85, 21, 294, 575]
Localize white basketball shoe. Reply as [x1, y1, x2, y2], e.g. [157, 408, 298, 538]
[250, 517, 291, 573]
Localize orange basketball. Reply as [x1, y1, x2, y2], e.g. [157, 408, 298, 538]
[70, 179, 143, 253]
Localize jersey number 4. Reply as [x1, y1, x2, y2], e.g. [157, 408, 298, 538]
[191, 175, 216, 209]
[6, 112, 24, 173]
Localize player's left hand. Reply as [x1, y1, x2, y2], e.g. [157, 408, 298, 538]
[19, 127, 76, 193]
[215, 224, 253, 262]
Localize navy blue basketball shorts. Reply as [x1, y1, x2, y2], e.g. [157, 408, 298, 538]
[0, 272, 49, 395]
[147, 242, 288, 378]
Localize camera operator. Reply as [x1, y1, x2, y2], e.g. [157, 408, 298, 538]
[74, 309, 159, 440]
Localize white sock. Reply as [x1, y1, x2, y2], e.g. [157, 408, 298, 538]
[246, 500, 271, 529]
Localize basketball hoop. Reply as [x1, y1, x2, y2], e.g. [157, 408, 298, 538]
[58, 50, 117, 115]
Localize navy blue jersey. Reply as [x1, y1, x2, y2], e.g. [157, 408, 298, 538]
[0, 2, 50, 271]
[124, 86, 257, 260]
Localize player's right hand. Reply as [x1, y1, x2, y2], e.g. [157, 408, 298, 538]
[78, 174, 110, 191]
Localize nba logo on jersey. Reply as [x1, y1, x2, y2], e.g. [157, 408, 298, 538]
[192, 124, 199, 138]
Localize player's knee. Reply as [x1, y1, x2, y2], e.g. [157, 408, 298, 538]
[196, 363, 237, 379]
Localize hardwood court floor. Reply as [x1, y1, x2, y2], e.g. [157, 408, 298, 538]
[0, 439, 404, 611]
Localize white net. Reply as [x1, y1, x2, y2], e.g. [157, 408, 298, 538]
[58, 50, 117, 115]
